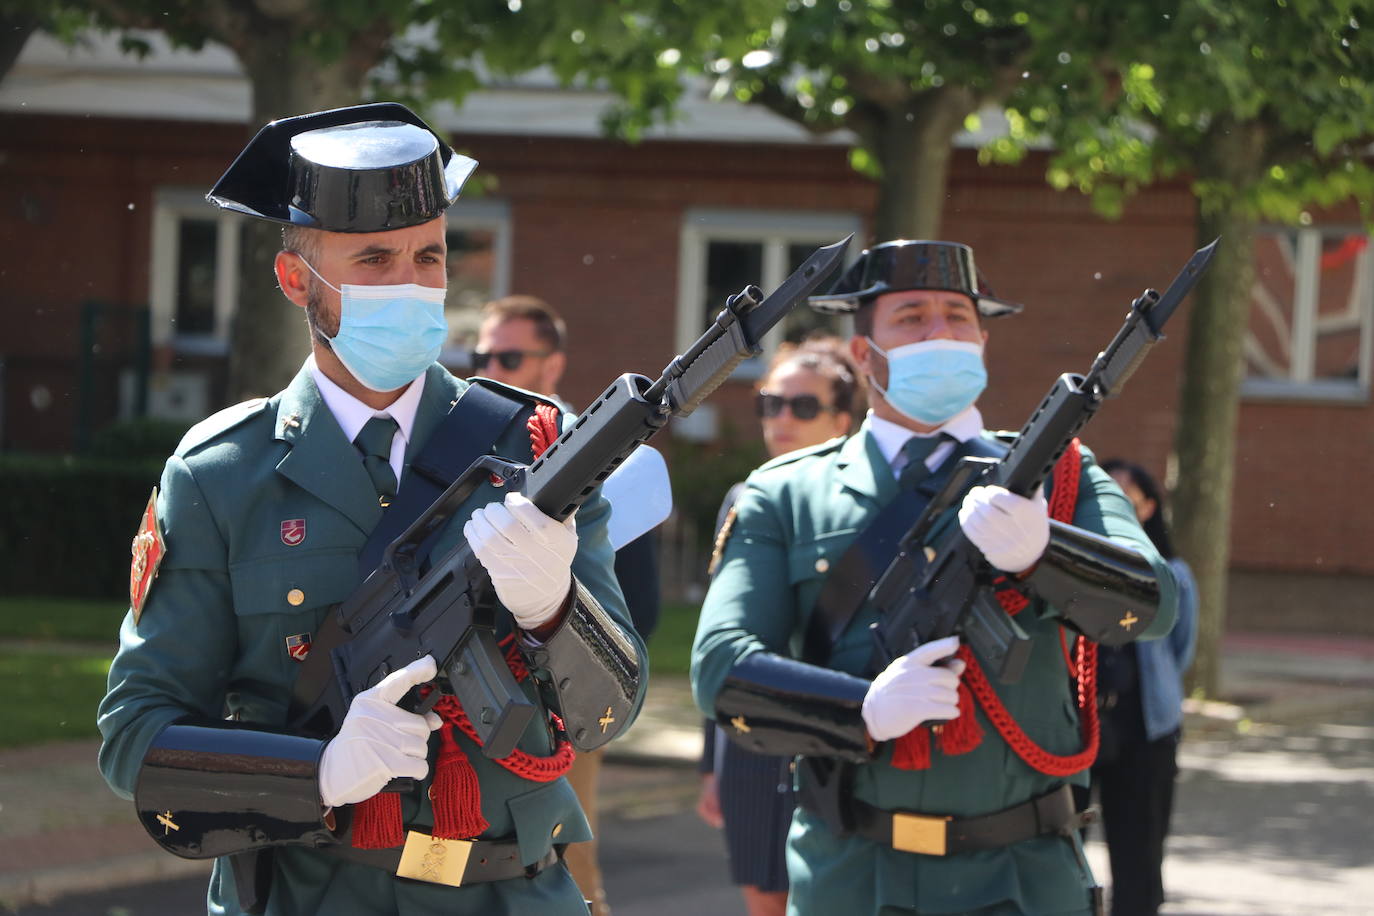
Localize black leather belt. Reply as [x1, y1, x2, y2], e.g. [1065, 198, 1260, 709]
[322, 831, 561, 887]
[810, 784, 1087, 856]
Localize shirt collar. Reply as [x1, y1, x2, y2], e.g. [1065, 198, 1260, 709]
[308, 354, 426, 447]
[867, 406, 984, 471]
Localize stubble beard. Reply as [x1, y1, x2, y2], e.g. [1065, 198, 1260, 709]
[304, 280, 337, 351]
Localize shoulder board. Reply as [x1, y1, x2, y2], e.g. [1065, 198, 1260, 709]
[175, 398, 270, 454]
[756, 436, 845, 472]
[467, 377, 563, 413]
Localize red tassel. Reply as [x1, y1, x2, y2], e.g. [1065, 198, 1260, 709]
[430, 724, 489, 840]
[938, 676, 984, 756]
[351, 792, 405, 850]
[890, 726, 931, 770]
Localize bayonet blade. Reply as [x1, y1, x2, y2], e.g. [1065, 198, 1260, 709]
[740, 235, 852, 343]
[1145, 238, 1219, 334]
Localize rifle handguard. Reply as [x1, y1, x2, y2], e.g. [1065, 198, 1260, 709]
[714, 652, 872, 763]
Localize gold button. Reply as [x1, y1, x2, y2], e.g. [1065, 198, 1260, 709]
[287, 589, 305, 607]
[551, 823, 563, 838]
[814, 558, 830, 573]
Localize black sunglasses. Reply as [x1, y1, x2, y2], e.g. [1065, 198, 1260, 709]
[472, 349, 551, 371]
[755, 392, 836, 421]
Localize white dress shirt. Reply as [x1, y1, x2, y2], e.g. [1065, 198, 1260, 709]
[308, 355, 426, 481]
[866, 406, 985, 480]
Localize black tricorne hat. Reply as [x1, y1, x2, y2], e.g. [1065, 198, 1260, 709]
[809, 239, 1022, 318]
[207, 102, 477, 233]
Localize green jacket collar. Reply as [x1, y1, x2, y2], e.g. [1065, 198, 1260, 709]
[835, 419, 898, 505]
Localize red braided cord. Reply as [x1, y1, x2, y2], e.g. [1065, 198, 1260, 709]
[960, 439, 1101, 776]
[527, 403, 561, 456]
[434, 402, 576, 781]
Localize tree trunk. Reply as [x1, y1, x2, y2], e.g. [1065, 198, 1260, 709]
[0, 14, 36, 85]
[871, 87, 977, 240]
[223, 28, 378, 402]
[1171, 120, 1265, 700]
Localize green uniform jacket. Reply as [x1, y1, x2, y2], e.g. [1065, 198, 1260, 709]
[692, 421, 1177, 916]
[98, 363, 647, 916]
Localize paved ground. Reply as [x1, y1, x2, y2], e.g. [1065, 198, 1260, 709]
[3, 631, 1373, 914]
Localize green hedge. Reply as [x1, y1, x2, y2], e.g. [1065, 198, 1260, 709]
[0, 453, 164, 599]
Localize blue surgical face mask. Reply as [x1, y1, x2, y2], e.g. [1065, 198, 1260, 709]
[300, 258, 448, 393]
[866, 337, 987, 426]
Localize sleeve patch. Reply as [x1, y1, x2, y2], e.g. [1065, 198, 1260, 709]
[129, 488, 166, 624]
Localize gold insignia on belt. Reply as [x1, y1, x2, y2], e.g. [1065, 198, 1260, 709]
[1119, 611, 1140, 631]
[730, 715, 751, 734]
[706, 506, 739, 577]
[130, 489, 166, 624]
[892, 811, 951, 856]
[396, 831, 474, 886]
[598, 706, 616, 734]
[156, 810, 180, 835]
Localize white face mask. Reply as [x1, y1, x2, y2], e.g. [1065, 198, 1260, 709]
[866, 337, 988, 425]
[300, 258, 448, 392]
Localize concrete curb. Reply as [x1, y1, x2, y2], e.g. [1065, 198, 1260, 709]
[0, 854, 208, 912]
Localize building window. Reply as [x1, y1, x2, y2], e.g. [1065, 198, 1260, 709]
[441, 198, 512, 368]
[1244, 228, 1372, 402]
[676, 209, 862, 378]
[149, 188, 243, 355]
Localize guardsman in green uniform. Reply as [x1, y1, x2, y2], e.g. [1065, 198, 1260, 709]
[692, 240, 1178, 916]
[97, 103, 646, 916]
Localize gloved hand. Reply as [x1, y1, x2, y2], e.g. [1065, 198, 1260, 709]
[319, 655, 443, 807]
[464, 491, 578, 630]
[862, 636, 966, 742]
[958, 484, 1050, 574]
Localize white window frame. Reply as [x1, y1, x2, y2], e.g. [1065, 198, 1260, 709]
[1243, 225, 1373, 403]
[439, 197, 513, 369]
[676, 208, 863, 380]
[149, 188, 242, 355]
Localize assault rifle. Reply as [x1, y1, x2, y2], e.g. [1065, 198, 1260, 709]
[868, 240, 1218, 685]
[288, 236, 850, 765]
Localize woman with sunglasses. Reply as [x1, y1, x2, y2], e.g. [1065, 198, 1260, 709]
[698, 337, 861, 916]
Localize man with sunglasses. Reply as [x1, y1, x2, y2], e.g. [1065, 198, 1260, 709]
[98, 104, 646, 916]
[474, 293, 664, 916]
[692, 240, 1178, 915]
[473, 296, 568, 401]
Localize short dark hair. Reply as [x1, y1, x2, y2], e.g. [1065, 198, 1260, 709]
[852, 302, 875, 339]
[481, 295, 566, 352]
[281, 225, 321, 263]
[764, 334, 864, 418]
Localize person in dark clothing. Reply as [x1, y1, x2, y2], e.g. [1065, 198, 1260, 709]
[1076, 460, 1199, 916]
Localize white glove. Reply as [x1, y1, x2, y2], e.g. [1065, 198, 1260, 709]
[862, 636, 966, 742]
[319, 655, 444, 807]
[464, 491, 577, 630]
[958, 484, 1050, 574]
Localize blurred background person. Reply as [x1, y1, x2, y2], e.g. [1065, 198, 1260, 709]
[697, 337, 861, 916]
[1078, 459, 1199, 916]
[475, 295, 664, 916]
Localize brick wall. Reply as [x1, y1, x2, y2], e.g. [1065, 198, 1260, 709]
[2, 112, 1370, 616]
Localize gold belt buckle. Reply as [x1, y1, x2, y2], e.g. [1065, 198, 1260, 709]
[396, 831, 474, 886]
[891, 812, 952, 856]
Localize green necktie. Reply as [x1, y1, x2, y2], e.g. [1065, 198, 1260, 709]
[354, 416, 399, 507]
[897, 434, 950, 490]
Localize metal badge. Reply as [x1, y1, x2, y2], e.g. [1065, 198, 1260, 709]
[286, 633, 312, 661]
[280, 518, 306, 547]
[129, 489, 166, 624]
